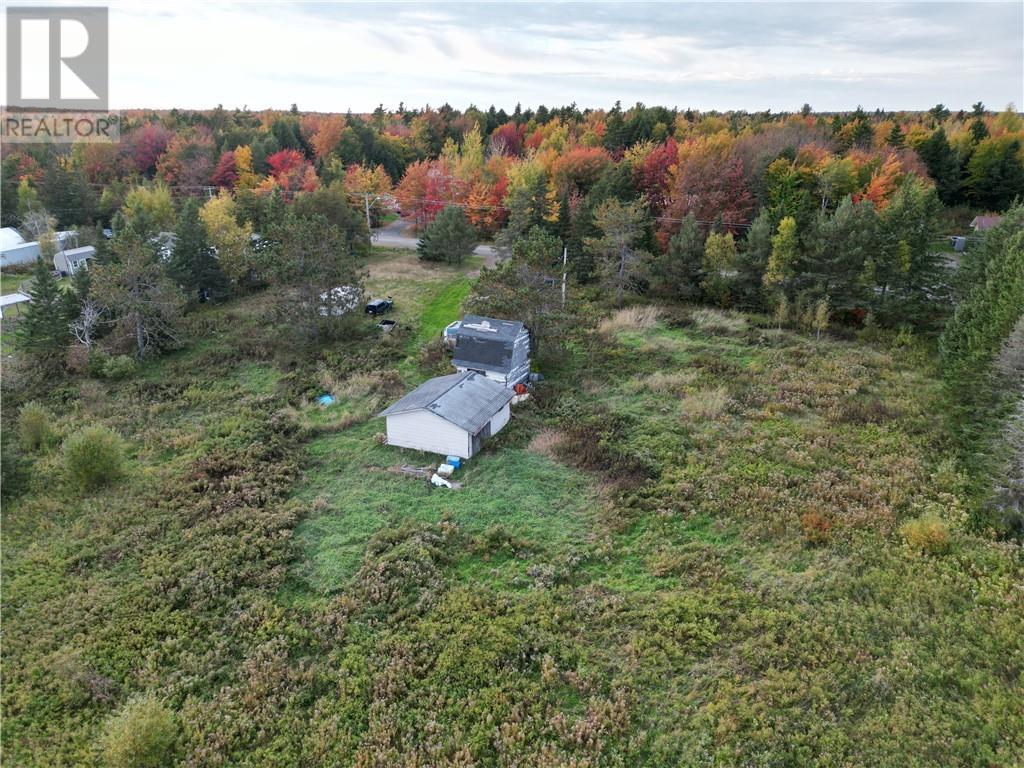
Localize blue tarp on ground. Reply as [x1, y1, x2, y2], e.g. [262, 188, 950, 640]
[317, 394, 336, 406]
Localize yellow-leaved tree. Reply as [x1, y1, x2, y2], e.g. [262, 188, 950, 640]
[763, 216, 798, 288]
[199, 191, 255, 284]
[233, 145, 260, 190]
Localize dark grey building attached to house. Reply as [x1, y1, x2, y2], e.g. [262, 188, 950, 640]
[451, 314, 531, 387]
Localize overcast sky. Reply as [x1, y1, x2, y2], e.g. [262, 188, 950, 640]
[9, 1, 1024, 113]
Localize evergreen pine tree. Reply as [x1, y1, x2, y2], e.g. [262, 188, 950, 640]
[916, 127, 962, 205]
[969, 101, 990, 143]
[733, 210, 772, 309]
[417, 206, 478, 264]
[169, 198, 227, 302]
[964, 137, 1024, 211]
[16, 257, 73, 364]
[652, 213, 704, 301]
[886, 123, 905, 149]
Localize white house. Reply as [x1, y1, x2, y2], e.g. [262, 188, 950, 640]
[0, 227, 41, 267]
[451, 314, 531, 387]
[378, 370, 514, 458]
[54, 245, 96, 276]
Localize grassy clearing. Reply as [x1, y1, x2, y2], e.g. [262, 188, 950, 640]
[1, 271, 28, 295]
[364, 249, 475, 359]
[291, 418, 595, 594]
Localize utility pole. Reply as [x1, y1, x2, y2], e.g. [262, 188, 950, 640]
[561, 245, 568, 308]
[364, 193, 372, 232]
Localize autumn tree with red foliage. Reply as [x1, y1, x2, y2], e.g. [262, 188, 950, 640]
[859, 154, 902, 210]
[489, 122, 526, 157]
[395, 159, 464, 228]
[157, 130, 215, 188]
[551, 146, 612, 196]
[394, 159, 431, 225]
[125, 123, 173, 176]
[633, 138, 677, 214]
[211, 151, 238, 188]
[266, 149, 318, 192]
[74, 143, 125, 185]
[662, 154, 755, 245]
[467, 178, 509, 235]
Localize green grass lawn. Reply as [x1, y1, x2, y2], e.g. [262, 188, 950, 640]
[291, 418, 594, 595]
[415, 278, 470, 343]
[1, 272, 29, 295]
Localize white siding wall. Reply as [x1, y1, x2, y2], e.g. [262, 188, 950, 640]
[386, 409, 471, 458]
[489, 403, 510, 435]
[1, 241, 41, 267]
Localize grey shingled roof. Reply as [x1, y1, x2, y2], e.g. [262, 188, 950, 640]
[378, 371, 513, 433]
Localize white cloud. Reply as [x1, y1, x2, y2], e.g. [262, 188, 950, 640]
[85, 0, 1023, 111]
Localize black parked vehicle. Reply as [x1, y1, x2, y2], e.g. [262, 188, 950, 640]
[365, 297, 394, 315]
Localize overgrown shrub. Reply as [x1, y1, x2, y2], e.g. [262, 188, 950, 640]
[100, 694, 178, 768]
[899, 516, 951, 555]
[63, 425, 125, 490]
[680, 387, 730, 419]
[800, 511, 832, 545]
[101, 354, 138, 380]
[1, 443, 29, 499]
[598, 306, 661, 333]
[691, 308, 748, 335]
[833, 396, 898, 425]
[50, 648, 117, 707]
[84, 350, 139, 380]
[553, 401, 659, 481]
[18, 401, 54, 451]
[86, 349, 110, 378]
[355, 519, 457, 620]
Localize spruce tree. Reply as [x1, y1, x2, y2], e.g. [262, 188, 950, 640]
[733, 210, 772, 309]
[169, 197, 227, 302]
[652, 213, 704, 301]
[417, 206, 478, 264]
[886, 123, 905, 149]
[16, 257, 73, 364]
[916, 128, 962, 205]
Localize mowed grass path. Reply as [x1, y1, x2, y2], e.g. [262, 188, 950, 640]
[363, 248, 475, 356]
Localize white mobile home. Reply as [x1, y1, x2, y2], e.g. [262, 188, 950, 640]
[451, 314, 531, 387]
[378, 371, 514, 459]
[0, 227, 41, 268]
